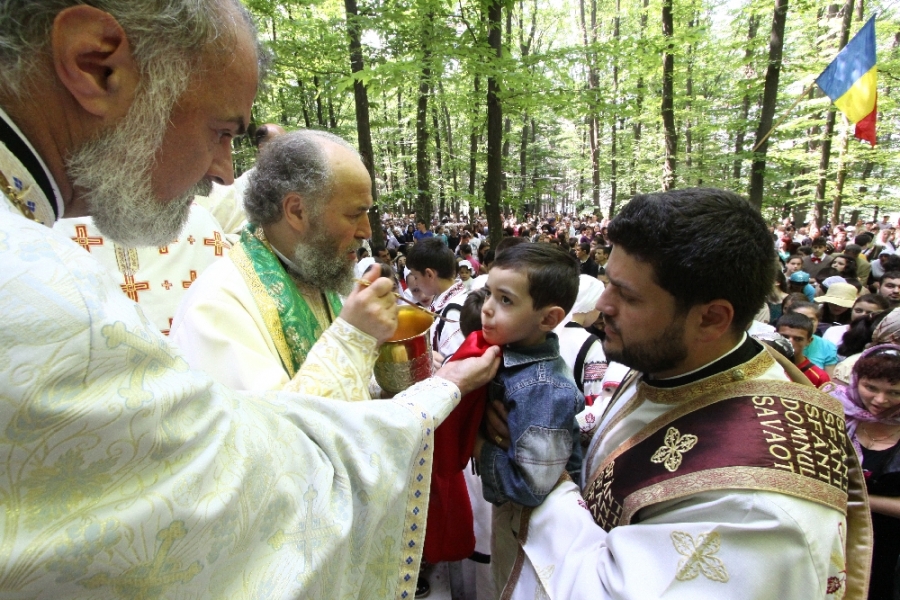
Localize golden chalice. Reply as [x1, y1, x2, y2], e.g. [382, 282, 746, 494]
[374, 306, 435, 394]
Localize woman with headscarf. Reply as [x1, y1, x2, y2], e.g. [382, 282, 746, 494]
[827, 344, 900, 599]
[834, 308, 900, 384]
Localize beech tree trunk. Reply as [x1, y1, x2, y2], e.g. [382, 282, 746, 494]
[484, 0, 504, 246]
[734, 15, 758, 184]
[661, 0, 677, 190]
[344, 0, 383, 244]
[748, 0, 788, 211]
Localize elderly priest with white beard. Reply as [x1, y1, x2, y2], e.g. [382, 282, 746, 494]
[0, 1, 500, 598]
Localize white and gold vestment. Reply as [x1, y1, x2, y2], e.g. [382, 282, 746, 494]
[0, 121, 454, 599]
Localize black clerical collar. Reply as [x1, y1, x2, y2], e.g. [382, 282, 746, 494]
[644, 335, 762, 389]
[0, 107, 62, 219]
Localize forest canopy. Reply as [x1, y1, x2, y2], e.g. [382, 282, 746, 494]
[241, 0, 899, 230]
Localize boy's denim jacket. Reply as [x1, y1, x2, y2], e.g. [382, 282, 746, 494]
[480, 333, 585, 507]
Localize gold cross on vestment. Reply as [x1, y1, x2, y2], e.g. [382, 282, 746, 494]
[80, 521, 202, 599]
[267, 485, 342, 572]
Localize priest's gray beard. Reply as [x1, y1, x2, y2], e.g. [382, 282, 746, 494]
[67, 86, 211, 247]
[290, 225, 359, 296]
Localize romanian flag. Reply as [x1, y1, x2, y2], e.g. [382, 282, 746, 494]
[816, 16, 877, 146]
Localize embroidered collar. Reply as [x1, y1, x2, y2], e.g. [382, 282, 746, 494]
[502, 333, 560, 368]
[431, 280, 466, 314]
[0, 106, 63, 220]
[644, 334, 760, 389]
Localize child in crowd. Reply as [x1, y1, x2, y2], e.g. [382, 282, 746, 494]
[459, 288, 487, 337]
[470, 243, 584, 595]
[786, 300, 839, 374]
[457, 259, 475, 291]
[776, 312, 831, 388]
[404, 268, 433, 307]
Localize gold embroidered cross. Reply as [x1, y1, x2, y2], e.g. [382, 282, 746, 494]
[671, 531, 729, 583]
[650, 427, 698, 472]
[268, 485, 342, 572]
[81, 521, 202, 598]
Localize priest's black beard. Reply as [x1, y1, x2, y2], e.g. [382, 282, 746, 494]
[67, 86, 210, 248]
[602, 315, 689, 376]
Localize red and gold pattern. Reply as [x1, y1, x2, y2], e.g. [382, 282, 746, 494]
[52, 204, 229, 335]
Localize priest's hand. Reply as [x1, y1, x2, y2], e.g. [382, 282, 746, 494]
[434, 344, 501, 397]
[343, 268, 399, 343]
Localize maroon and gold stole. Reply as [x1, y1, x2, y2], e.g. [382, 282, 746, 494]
[577, 350, 871, 599]
[584, 373, 853, 533]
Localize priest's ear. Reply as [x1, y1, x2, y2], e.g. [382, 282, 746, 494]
[52, 6, 140, 121]
[282, 192, 310, 232]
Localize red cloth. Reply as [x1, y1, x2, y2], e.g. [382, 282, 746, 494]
[797, 357, 831, 388]
[423, 331, 498, 563]
[855, 96, 877, 146]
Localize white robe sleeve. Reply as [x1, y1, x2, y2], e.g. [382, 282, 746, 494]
[508, 482, 848, 599]
[1, 212, 462, 599]
[284, 317, 377, 400]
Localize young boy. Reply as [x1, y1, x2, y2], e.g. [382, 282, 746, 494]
[775, 312, 831, 388]
[471, 243, 584, 595]
[457, 259, 475, 291]
[786, 300, 839, 374]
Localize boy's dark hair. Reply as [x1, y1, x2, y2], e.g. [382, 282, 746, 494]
[787, 301, 819, 316]
[460, 288, 488, 337]
[782, 292, 809, 313]
[492, 243, 579, 313]
[606, 188, 775, 332]
[495, 236, 529, 257]
[406, 238, 457, 279]
[776, 313, 814, 338]
[854, 233, 874, 246]
[882, 270, 900, 283]
[459, 243, 473, 256]
[843, 244, 862, 257]
[811, 237, 827, 248]
[482, 249, 496, 267]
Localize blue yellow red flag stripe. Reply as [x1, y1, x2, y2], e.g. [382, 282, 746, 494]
[815, 16, 877, 145]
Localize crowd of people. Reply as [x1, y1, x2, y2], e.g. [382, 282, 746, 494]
[1, 2, 898, 600]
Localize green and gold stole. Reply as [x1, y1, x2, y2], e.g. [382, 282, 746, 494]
[229, 224, 342, 377]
